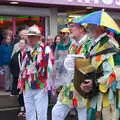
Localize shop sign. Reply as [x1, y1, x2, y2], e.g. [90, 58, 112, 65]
[67, 0, 120, 8]
[11, 0, 120, 9]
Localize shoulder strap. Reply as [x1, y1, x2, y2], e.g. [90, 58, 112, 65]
[26, 51, 33, 62]
[90, 35, 109, 51]
[87, 47, 120, 58]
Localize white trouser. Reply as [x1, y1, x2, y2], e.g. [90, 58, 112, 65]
[52, 101, 87, 120]
[23, 89, 48, 120]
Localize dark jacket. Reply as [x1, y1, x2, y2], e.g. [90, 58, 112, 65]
[10, 51, 21, 78]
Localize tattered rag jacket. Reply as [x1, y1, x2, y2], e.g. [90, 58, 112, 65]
[18, 43, 53, 92]
[58, 34, 93, 108]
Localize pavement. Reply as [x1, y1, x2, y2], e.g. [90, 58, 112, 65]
[0, 91, 78, 120]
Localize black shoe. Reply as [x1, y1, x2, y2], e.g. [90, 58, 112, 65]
[5, 89, 10, 92]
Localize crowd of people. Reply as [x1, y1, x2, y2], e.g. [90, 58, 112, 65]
[0, 17, 120, 120]
[0, 24, 72, 119]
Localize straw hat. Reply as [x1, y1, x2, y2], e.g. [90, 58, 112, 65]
[27, 24, 41, 36]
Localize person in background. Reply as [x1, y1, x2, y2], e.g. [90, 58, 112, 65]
[55, 34, 71, 60]
[46, 36, 54, 64]
[0, 35, 13, 91]
[52, 32, 71, 88]
[4, 29, 13, 40]
[10, 39, 27, 116]
[46, 36, 53, 46]
[13, 25, 28, 45]
[18, 25, 54, 120]
[11, 29, 28, 57]
[11, 39, 27, 94]
[52, 35, 61, 54]
[46, 36, 55, 53]
[0, 30, 3, 45]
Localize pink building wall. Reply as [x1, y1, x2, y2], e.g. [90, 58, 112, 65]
[10, 0, 120, 9]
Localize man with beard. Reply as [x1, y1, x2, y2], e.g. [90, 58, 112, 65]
[52, 22, 120, 120]
[18, 25, 54, 120]
[80, 24, 120, 120]
[52, 23, 93, 120]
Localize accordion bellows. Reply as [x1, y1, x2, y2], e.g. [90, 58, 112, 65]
[74, 57, 103, 99]
[75, 58, 96, 74]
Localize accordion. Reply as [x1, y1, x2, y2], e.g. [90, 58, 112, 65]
[74, 58, 103, 99]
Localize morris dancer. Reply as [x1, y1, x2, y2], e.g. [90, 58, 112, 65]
[18, 25, 54, 120]
[74, 24, 120, 120]
[52, 23, 93, 120]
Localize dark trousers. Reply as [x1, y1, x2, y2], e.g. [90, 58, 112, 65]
[11, 76, 24, 107]
[18, 93, 24, 107]
[11, 76, 19, 95]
